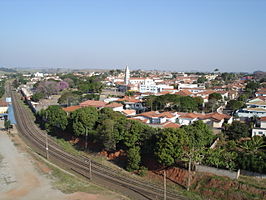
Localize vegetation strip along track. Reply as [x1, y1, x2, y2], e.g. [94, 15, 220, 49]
[10, 85, 187, 200]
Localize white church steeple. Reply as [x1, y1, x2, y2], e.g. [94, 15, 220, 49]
[124, 66, 130, 85]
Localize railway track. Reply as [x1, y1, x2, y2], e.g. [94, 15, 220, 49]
[8, 84, 187, 200]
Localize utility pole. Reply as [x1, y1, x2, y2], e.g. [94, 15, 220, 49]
[45, 112, 49, 160]
[187, 156, 191, 191]
[85, 128, 88, 150]
[46, 132, 49, 160]
[89, 159, 92, 180]
[164, 170, 167, 200]
[85, 159, 92, 180]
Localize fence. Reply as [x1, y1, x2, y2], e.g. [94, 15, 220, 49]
[240, 170, 266, 179]
[195, 165, 240, 179]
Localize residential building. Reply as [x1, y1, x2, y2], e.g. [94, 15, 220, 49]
[252, 117, 266, 137]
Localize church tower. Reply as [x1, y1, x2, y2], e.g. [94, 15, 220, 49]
[124, 66, 130, 85]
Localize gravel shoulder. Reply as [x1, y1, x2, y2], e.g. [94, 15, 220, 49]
[0, 128, 126, 200]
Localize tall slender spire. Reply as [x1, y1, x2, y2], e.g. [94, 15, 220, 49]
[124, 66, 130, 85]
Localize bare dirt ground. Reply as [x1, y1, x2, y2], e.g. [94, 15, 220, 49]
[0, 129, 122, 200]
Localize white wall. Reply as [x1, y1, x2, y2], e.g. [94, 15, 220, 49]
[252, 128, 266, 137]
[113, 106, 124, 112]
[260, 121, 266, 129]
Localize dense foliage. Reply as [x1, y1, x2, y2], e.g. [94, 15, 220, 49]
[226, 100, 244, 111]
[37, 102, 266, 174]
[38, 105, 68, 131]
[0, 80, 5, 98]
[31, 92, 45, 102]
[225, 121, 251, 140]
[39, 106, 216, 171]
[144, 94, 203, 112]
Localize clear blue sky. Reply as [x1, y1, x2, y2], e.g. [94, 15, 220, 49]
[0, 0, 265, 72]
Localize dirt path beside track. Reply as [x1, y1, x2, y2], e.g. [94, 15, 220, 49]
[0, 130, 119, 200]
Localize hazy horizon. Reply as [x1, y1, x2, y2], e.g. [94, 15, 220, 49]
[1, 0, 265, 72]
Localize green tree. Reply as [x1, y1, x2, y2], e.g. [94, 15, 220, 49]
[209, 93, 222, 101]
[97, 119, 116, 151]
[71, 107, 99, 149]
[39, 105, 68, 131]
[245, 81, 260, 97]
[237, 151, 266, 173]
[4, 119, 11, 130]
[246, 81, 260, 92]
[77, 76, 104, 94]
[58, 91, 80, 105]
[203, 148, 237, 170]
[240, 136, 266, 154]
[31, 92, 45, 102]
[238, 94, 248, 102]
[221, 73, 236, 82]
[125, 91, 136, 96]
[181, 121, 214, 191]
[225, 121, 250, 140]
[122, 120, 143, 148]
[197, 76, 207, 83]
[155, 128, 186, 166]
[226, 100, 244, 111]
[126, 146, 141, 171]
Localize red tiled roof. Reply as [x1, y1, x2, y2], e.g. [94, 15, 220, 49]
[117, 96, 141, 103]
[177, 112, 231, 121]
[162, 122, 181, 128]
[256, 91, 266, 95]
[175, 89, 192, 96]
[0, 101, 8, 107]
[197, 90, 215, 95]
[178, 112, 201, 119]
[105, 102, 123, 108]
[137, 111, 176, 119]
[260, 117, 266, 122]
[129, 77, 147, 80]
[79, 100, 106, 107]
[129, 118, 149, 123]
[199, 112, 231, 121]
[157, 112, 176, 118]
[157, 91, 171, 95]
[63, 105, 81, 112]
[122, 109, 136, 115]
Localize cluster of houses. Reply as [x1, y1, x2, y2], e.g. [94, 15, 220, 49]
[62, 98, 233, 130]
[18, 67, 266, 136]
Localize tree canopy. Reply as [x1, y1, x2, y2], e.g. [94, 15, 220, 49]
[71, 107, 99, 137]
[225, 121, 251, 140]
[39, 105, 68, 131]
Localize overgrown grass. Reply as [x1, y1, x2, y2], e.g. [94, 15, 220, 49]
[29, 148, 127, 199]
[53, 138, 83, 157]
[180, 190, 203, 200]
[238, 175, 266, 190]
[49, 164, 103, 194]
[192, 174, 266, 200]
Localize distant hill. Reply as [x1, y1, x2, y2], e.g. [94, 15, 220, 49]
[0, 67, 17, 73]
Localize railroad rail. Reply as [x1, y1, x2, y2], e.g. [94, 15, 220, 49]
[9, 84, 187, 200]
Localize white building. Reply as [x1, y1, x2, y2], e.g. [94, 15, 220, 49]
[236, 99, 266, 118]
[252, 117, 266, 137]
[236, 108, 266, 118]
[133, 111, 178, 124]
[129, 78, 154, 85]
[34, 72, 44, 78]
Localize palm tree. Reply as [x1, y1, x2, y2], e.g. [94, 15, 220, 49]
[240, 136, 266, 154]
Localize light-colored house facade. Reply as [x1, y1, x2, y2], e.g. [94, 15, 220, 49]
[252, 117, 266, 137]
